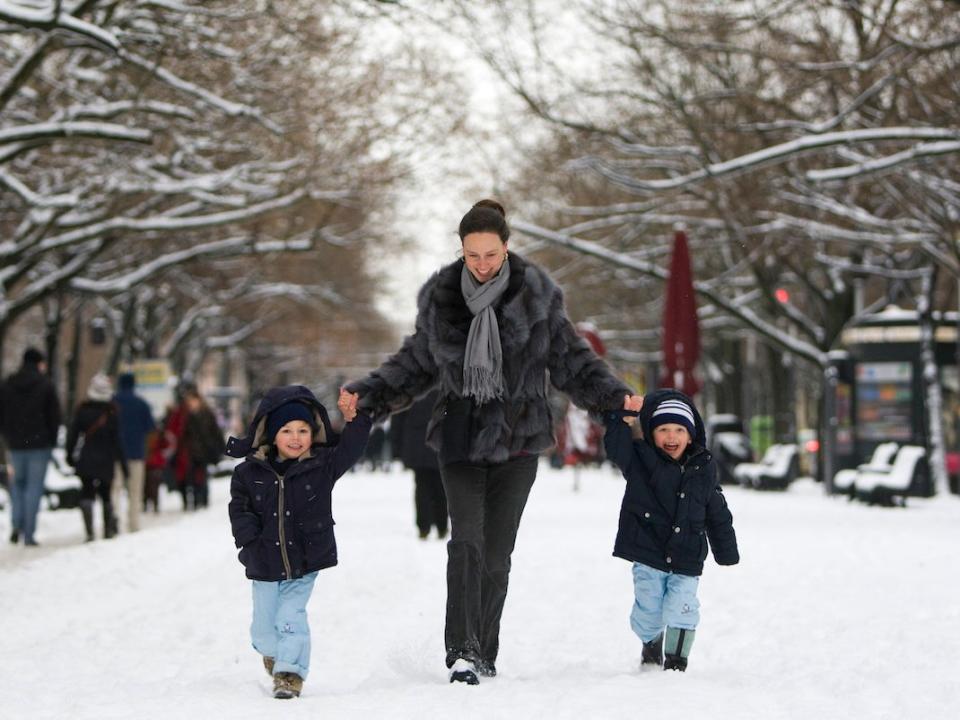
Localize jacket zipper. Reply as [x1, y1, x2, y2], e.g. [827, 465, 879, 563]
[275, 470, 293, 579]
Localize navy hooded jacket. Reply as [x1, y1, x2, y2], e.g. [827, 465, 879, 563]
[603, 388, 739, 577]
[226, 385, 371, 582]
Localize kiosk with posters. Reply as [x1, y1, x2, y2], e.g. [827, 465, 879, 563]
[832, 306, 957, 497]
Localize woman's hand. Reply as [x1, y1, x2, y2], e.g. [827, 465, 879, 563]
[338, 388, 359, 422]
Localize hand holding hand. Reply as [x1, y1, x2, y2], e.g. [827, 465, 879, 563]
[338, 388, 359, 422]
[622, 394, 642, 425]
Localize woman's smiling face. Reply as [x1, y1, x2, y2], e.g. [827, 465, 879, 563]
[462, 231, 507, 283]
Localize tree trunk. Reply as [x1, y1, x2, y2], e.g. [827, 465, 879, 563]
[918, 266, 950, 497]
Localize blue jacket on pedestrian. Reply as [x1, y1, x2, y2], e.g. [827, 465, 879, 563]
[604, 388, 739, 577]
[226, 385, 372, 582]
[113, 373, 156, 461]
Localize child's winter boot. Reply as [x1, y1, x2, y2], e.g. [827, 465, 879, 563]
[262, 656, 274, 677]
[663, 627, 695, 672]
[641, 632, 663, 668]
[273, 672, 303, 699]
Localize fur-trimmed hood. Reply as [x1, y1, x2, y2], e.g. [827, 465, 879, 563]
[225, 385, 334, 459]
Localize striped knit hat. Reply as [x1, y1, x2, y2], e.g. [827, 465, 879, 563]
[650, 397, 696, 436]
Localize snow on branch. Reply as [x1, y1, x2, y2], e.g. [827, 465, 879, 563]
[0, 120, 152, 149]
[0, 1, 119, 49]
[512, 219, 829, 368]
[5, 239, 104, 319]
[242, 282, 346, 307]
[581, 128, 960, 193]
[0, 168, 77, 208]
[68, 233, 315, 294]
[118, 50, 284, 135]
[55, 100, 197, 122]
[38, 188, 310, 252]
[806, 141, 960, 183]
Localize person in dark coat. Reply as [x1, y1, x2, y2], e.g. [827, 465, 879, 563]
[344, 199, 631, 684]
[0, 347, 62, 546]
[391, 390, 448, 539]
[66, 374, 129, 541]
[604, 389, 739, 673]
[227, 385, 370, 700]
[113, 372, 155, 532]
[176, 386, 224, 510]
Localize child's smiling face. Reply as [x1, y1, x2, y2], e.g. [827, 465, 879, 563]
[275, 419, 313, 460]
[652, 423, 691, 460]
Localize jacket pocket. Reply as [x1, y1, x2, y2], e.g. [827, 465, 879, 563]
[302, 518, 336, 566]
[439, 396, 473, 465]
[238, 537, 264, 575]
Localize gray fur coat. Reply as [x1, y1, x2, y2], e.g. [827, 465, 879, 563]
[347, 253, 630, 464]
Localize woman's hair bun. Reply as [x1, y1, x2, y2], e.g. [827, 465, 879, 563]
[472, 198, 506, 217]
[458, 198, 510, 242]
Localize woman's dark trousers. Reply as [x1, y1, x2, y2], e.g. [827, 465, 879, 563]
[440, 454, 538, 670]
[79, 475, 116, 539]
[414, 467, 448, 537]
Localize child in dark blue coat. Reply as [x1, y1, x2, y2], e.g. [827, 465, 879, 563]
[604, 389, 739, 672]
[227, 385, 370, 699]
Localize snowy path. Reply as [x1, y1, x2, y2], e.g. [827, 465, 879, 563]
[1, 464, 958, 720]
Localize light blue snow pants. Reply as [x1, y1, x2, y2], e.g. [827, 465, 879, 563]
[251, 571, 318, 680]
[630, 562, 700, 643]
[8, 449, 51, 544]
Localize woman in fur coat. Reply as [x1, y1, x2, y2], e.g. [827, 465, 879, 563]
[346, 199, 630, 684]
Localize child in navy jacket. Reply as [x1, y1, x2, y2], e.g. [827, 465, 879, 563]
[227, 384, 370, 698]
[604, 389, 739, 672]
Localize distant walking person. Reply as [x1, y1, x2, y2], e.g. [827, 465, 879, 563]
[66, 374, 128, 541]
[113, 372, 156, 532]
[170, 385, 224, 510]
[0, 347, 62, 546]
[391, 390, 448, 540]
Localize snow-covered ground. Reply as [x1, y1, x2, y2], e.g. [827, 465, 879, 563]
[1, 462, 958, 720]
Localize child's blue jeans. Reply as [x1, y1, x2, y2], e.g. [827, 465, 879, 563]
[251, 571, 319, 679]
[630, 562, 700, 643]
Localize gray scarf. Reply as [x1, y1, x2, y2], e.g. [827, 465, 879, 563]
[460, 259, 511, 404]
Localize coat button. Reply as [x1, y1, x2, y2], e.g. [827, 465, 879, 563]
[288, 541, 293, 545]
[285, 511, 290, 516]
[275, 541, 280, 546]
[666, 557, 672, 564]
[305, 485, 311, 490]
[644, 512, 651, 518]
[674, 527, 680, 534]
[679, 492, 685, 498]
[255, 495, 261, 501]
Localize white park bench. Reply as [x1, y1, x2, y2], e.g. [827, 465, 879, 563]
[854, 445, 927, 506]
[733, 443, 799, 490]
[832, 442, 899, 496]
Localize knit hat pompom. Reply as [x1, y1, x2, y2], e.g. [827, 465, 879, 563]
[87, 373, 113, 402]
[649, 398, 696, 437]
[266, 402, 318, 442]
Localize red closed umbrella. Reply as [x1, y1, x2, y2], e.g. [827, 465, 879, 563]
[660, 228, 700, 396]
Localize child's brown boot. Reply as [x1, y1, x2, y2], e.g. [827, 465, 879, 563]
[262, 656, 274, 677]
[273, 672, 303, 699]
